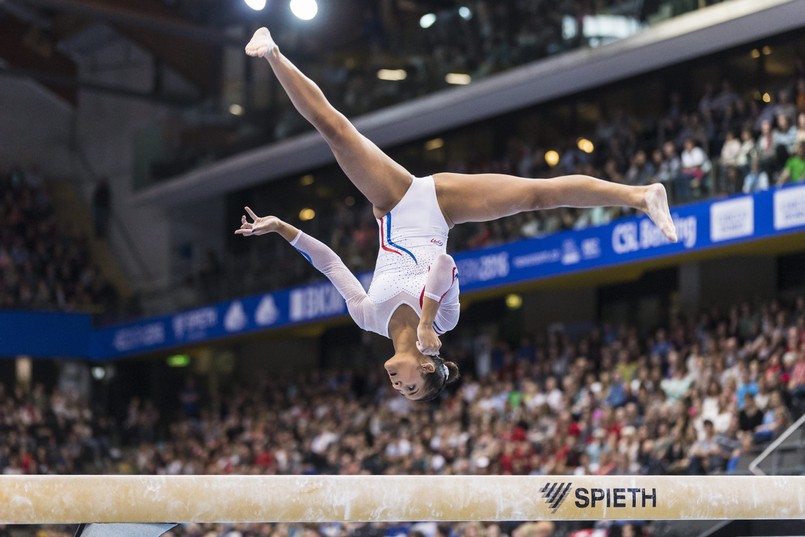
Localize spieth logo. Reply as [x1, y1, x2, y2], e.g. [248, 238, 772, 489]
[574, 487, 657, 509]
[541, 483, 658, 511]
[540, 482, 573, 512]
[430, 238, 444, 246]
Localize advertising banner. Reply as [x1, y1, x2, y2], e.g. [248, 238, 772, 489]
[2, 185, 803, 360]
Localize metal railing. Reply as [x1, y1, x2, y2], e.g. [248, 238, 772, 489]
[749, 411, 805, 476]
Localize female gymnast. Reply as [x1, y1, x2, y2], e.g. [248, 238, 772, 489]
[236, 28, 678, 402]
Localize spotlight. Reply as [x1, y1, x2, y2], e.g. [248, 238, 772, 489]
[420, 13, 436, 29]
[505, 294, 523, 310]
[299, 208, 316, 221]
[290, 0, 318, 20]
[377, 69, 407, 81]
[425, 138, 444, 151]
[244, 0, 266, 11]
[229, 103, 244, 116]
[458, 6, 472, 20]
[577, 137, 594, 154]
[445, 73, 471, 85]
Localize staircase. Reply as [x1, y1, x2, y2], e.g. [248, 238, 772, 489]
[654, 413, 805, 537]
[749, 412, 805, 476]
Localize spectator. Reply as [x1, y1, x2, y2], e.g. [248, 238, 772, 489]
[625, 149, 655, 186]
[736, 126, 758, 173]
[738, 393, 764, 434]
[742, 158, 769, 193]
[679, 137, 711, 199]
[796, 111, 805, 146]
[753, 391, 790, 444]
[789, 344, 805, 415]
[756, 119, 778, 175]
[658, 141, 688, 203]
[687, 419, 726, 474]
[776, 141, 805, 185]
[717, 129, 741, 193]
[773, 114, 799, 165]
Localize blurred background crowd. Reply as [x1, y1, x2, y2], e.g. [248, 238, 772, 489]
[2, 292, 804, 536]
[2, 1, 805, 537]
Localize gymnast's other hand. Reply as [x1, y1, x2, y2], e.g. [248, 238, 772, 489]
[235, 207, 281, 236]
[416, 324, 441, 356]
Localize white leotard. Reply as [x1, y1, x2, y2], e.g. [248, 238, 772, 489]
[290, 175, 460, 338]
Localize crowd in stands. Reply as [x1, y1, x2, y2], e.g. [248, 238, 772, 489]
[157, 0, 729, 179]
[208, 72, 805, 306]
[3, 293, 804, 537]
[0, 166, 116, 314]
[385, 82, 805, 256]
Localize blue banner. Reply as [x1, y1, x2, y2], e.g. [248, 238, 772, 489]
[0, 310, 92, 358]
[3, 184, 805, 361]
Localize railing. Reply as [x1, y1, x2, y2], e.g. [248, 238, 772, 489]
[749, 412, 805, 476]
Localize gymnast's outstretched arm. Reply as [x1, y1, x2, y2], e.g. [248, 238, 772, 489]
[236, 208, 369, 328]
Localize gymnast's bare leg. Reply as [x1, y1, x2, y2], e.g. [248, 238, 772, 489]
[434, 172, 677, 242]
[246, 28, 677, 242]
[245, 28, 411, 218]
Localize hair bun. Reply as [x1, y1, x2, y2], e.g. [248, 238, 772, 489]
[444, 360, 461, 384]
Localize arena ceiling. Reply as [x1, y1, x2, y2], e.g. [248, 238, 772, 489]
[0, 0, 459, 106]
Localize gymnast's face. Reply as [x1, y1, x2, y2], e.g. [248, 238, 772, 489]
[384, 353, 435, 400]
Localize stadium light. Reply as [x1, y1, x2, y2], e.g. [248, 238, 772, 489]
[244, 0, 267, 11]
[425, 138, 444, 151]
[377, 69, 407, 81]
[577, 137, 595, 153]
[420, 13, 436, 29]
[458, 6, 472, 20]
[505, 294, 523, 310]
[445, 73, 471, 85]
[290, 0, 318, 20]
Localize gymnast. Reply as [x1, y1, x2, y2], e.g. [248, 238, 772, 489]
[237, 28, 678, 402]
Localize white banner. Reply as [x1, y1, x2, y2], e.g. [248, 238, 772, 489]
[774, 185, 805, 230]
[710, 196, 754, 242]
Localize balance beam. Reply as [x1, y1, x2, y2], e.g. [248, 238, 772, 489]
[1, 475, 803, 523]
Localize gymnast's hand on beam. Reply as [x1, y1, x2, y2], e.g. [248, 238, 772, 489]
[235, 207, 280, 236]
[416, 324, 441, 356]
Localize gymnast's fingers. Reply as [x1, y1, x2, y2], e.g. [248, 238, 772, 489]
[245, 206, 259, 221]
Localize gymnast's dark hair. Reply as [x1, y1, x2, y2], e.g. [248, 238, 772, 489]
[419, 354, 460, 402]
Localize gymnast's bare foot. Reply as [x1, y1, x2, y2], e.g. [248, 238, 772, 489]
[644, 183, 678, 242]
[245, 27, 277, 58]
